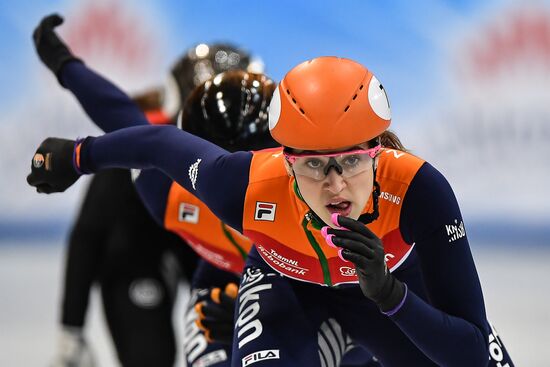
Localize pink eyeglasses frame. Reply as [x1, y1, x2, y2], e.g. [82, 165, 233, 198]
[284, 144, 382, 164]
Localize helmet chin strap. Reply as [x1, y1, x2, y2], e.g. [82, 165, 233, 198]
[292, 164, 381, 227]
[359, 177, 380, 224]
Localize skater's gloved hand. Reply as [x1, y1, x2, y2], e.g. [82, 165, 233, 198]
[49, 326, 96, 367]
[322, 214, 407, 315]
[33, 13, 82, 84]
[194, 283, 238, 345]
[27, 137, 81, 194]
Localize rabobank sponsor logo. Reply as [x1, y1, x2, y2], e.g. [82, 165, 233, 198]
[242, 350, 279, 366]
[256, 245, 308, 276]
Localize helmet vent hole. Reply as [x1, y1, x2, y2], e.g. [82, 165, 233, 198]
[344, 84, 366, 113]
[286, 88, 306, 115]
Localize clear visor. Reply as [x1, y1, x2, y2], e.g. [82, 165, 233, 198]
[285, 145, 381, 181]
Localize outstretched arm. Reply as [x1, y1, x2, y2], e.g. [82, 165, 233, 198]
[28, 125, 251, 232]
[60, 61, 149, 132]
[33, 14, 149, 132]
[78, 126, 251, 232]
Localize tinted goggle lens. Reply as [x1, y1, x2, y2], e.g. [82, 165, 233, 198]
[285, 145, 380, 181]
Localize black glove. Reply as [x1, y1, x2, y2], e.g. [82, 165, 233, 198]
[322, 214, 406, 314]
[33, 14, 81, 84]
[27, 138, 81, 194]
[194, 283, 238, 345]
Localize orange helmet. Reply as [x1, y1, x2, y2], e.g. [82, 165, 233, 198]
[268, 56, 391, 150]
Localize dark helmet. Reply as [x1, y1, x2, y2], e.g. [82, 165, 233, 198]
[165, 43, 263, 114]
[179, 70, 279, 152]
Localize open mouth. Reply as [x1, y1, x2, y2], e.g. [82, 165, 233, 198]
[326, 201, 352, 217]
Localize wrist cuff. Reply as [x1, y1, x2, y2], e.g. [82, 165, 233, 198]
[73, 137, 95, 174]
[382, 283, 408, 316]
[72, 139, 84, 175]
[57, 58, 83, 87]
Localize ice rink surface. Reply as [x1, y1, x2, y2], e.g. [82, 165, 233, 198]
[1, 240, 548, 366]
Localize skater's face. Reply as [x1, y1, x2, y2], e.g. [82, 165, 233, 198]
[287, 143, 378, 228]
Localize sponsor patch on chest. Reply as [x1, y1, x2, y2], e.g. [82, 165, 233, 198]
[254, 202, 276, 221]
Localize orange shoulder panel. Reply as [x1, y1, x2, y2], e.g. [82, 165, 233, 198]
[247, 147, 288, 184]
[365, 149, 425, 272]
[376, 148, 425, 186]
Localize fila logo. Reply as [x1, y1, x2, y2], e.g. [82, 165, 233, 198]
[446, 219, 466, 243]
[254, 202, 276, 221]
[179, 203, 199, 224]
[242, 350, 280, 366]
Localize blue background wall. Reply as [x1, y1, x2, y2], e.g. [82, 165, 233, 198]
[0, 0, 549, 243]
